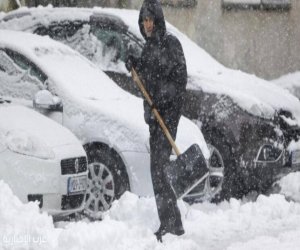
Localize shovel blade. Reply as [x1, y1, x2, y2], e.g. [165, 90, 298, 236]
[164, 144, 209, 199]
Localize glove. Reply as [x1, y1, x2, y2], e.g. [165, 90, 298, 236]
[125, 55, 137, 72]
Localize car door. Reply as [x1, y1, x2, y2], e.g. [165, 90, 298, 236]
[0, 49, 63, 124]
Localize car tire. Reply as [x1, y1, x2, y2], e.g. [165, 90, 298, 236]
[183, 144, 224, 204]
[206, 128, 243, 202]
[83, 143, 130, 217]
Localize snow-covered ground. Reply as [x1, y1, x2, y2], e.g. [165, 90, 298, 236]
[1, 171, 300, 250]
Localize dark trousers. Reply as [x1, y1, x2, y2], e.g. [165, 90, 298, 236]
[149, 113, 183, 231]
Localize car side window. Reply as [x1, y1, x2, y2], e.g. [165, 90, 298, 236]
[6, 50, 47, 83]
[35, 22, 84, 41]
[0, 49, 47, 100]
[91, 25, 143, 63]
[123, 32, 143, 59]
[91, 27, 125, 62]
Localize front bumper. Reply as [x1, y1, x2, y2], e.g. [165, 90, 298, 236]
[240, 144, 300, 193]
[0, 144, 88, 219]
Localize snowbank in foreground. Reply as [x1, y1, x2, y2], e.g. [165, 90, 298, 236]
[0, 180, 60, 250]
[278, 172, 300, 202]
[1, 177, 300, 250]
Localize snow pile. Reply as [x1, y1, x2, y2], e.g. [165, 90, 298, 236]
[1, 179, 300, 250]
[278, 172, 300, 202]
[0, 180, 59, 250]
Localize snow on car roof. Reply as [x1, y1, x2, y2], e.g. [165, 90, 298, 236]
[0, 6, 93, 31]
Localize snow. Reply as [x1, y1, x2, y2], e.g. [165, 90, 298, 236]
[278, 172, 300, 203]
[287, 140, 300, 152]
[1, 178, 300, 250]
[2, 6, 299, 122]
[272, 71, 300, 100]
[0, 104, 79, 148]
[6, 129, 55, 159]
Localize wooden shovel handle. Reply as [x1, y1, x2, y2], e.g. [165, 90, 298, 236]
[131, 68, 181, 156]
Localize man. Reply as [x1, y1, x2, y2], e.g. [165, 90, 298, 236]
[125, 0, 187, 242]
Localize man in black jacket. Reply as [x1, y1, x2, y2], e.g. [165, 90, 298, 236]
[125, 0, 187, 241]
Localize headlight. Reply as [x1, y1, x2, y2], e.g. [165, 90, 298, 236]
[257, 144, 283, 162]
[6, 130, 55, 159]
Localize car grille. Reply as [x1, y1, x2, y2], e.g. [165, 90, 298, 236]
[61, 194, 85, 210]
[61, 157, 87, 175]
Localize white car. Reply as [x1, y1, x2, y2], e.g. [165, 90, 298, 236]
[0, 98, 88, 219]
[0, 30, 223, 216]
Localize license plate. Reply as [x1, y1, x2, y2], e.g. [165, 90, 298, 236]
[292, 150, 300, 166]
[68, 175, 87, 195]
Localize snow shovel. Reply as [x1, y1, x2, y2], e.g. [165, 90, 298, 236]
[131, 68, 210, 199]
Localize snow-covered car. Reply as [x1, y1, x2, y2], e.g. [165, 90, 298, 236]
[272, 72, 300, 100]
[0, 30, 223, 216]
[0, 98, 88, 219]
[2, 6, 300, 201]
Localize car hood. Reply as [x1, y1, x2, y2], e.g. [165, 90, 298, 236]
[0, 104, 80, 148]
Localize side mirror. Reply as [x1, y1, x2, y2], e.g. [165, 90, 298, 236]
[33, 90, 63, 112]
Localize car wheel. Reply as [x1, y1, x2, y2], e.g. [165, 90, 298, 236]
[207, 128, 243, 202]
[83, 143, 130, 217]
[183, 144, 224, 204]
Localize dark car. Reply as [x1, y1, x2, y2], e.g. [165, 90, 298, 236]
[2, 7, 300, 202]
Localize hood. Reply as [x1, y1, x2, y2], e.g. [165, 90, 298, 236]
[138, 0, 166, 41]
[0, 104, 80, 148]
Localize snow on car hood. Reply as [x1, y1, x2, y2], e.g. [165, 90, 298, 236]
[0, 103, 80, 148]
[272, 71, 300, 99]
[0, 30, 209, 157]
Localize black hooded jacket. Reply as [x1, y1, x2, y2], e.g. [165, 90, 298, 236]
[136, 0, 187, 124]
